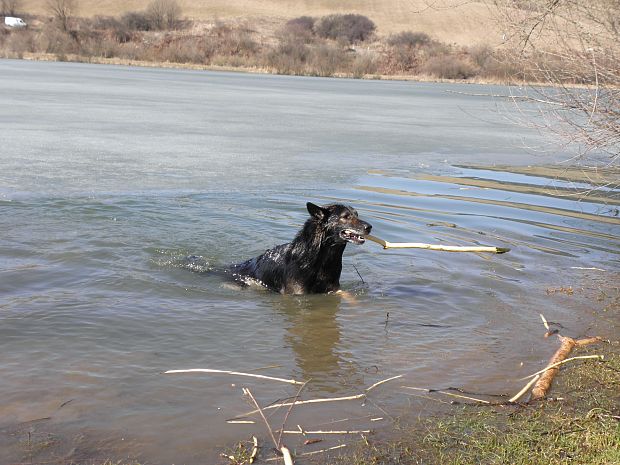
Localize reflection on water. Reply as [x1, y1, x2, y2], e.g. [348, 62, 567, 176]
[275, 295, 356, 392]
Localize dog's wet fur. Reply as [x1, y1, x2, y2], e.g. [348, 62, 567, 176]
[230, 203, 372, 294]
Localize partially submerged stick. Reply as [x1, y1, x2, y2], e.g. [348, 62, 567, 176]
[509, 374, 541, 403]
[401, 386, 490, 404]
[236, 375, 402, 418]
[366, 234, 510, 254]
[164, 368, 304, 385]
[278, 429, 371, 435]
[530, 335, 602, 400]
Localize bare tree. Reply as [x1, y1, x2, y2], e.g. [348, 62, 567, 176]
[493, 0, 620, 164]
[1, 0, 22, 16]
[146, 0, 182, 30]
[46, 0, 78, 32]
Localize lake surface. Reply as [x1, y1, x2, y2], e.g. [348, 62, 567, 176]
[1, 60, 618, 464]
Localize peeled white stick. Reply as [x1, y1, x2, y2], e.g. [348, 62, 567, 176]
[164, 369, 304, 385]
[280, 445, 294, 465]
[365, 235, 510, 254]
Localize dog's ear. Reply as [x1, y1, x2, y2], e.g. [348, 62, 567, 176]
[307, 202, 329, 220]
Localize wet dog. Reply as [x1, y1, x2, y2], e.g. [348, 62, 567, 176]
[230, 203, 372, 294]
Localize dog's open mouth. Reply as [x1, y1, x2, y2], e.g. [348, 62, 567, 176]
[340, 229, 366, 244]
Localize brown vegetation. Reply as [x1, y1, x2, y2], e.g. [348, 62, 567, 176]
[2, 3, 616, 94]
[0, 9, 557, 82]
[493, 0, 620, 162]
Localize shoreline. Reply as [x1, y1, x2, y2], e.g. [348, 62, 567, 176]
[5, 52, 597, 90]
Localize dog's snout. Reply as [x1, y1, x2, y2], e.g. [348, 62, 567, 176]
[363, 222, 372, 235]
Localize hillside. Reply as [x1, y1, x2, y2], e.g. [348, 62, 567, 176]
[19, 0, 501, 46]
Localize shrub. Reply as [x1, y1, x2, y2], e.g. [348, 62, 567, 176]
[39, 24, 78, 55]
[421, 55, 477, 79]
[79, 33, 120, 58]
[308, 44, 348, 76]
[285, 16, 314, 33]
[159, 37, 204, 63]
[122, 11, 152, 31]
[387, 31, 431, 48]
[467, 44, 493, 68]
[46, 0, 78, 32]
[349, 51, 377, 78]
[89, 15, 120, 30]
[265, 34, 309, 74]
[315, 14, 376, 44]
[201, 21, 258, 58]
[4, 29, 37, 57]
[146, 0, 181, 30]
[282, 15, 315, 43]
[2, 0, 22, 15]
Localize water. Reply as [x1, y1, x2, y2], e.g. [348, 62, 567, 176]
[1, 60, 618, 464]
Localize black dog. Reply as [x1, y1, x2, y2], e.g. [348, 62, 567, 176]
[230, 203, 372, 294]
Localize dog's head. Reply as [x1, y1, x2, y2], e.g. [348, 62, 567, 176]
[306, 202, 372, 245]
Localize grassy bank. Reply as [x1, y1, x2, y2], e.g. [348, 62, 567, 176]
[321, 343, 619, 465]
[318, 284, 620, 465]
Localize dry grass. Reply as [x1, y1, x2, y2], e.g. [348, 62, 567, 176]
[19, 0, 501, 46]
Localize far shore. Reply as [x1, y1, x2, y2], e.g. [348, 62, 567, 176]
[9, 51, 598, 91]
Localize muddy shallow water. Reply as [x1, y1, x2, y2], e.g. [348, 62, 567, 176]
[1, 60, 618, 464]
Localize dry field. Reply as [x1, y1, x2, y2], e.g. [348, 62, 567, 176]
[19, 0, 502, 46]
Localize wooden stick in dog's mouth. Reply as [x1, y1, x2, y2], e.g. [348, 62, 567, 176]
[365, 235, 510, 254]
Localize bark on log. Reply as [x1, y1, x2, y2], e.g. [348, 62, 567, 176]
[531, 335, 601, 400]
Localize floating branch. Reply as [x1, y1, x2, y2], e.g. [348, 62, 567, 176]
[509, 374, 541, 403]
[164, 368, 304, 385]
[279, 429, 371, 435]
[277, 380, 309, 447]
[237, 375, 402, 418]
[250, 436, 258, 464]
[243, 388, 278, 448]
[401, 386, 490, 404]
[265, 445, 347, 461]
[297, 444, 347, 458]
[366, 374, 403, 392]
[239, 393, 365, 417]
[520, 355, 604, 380]
[280, 445, 294, 465]
[365, 235, 509, 254]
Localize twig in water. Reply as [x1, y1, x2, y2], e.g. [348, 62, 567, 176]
[530, 335, 602, 400]
[401, 386, 490, 404]
[280, 445, 294, 465]
[352, 263, 365, 284]
[243, 388, 278, 448]
[366, 374, 403, 393]
[265, 444, 348, 461]
[509, 374, 541, 403]
[277, 380, 309, 448]
[304, 438, 323, 445]
[278, 429, 371, 435]
[519, 355, 604, 380]
[250, 436, 258, 464]
[164, 368, 304, 385]
[297, 444, 347, 458]
[239, 375, 402, 417]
